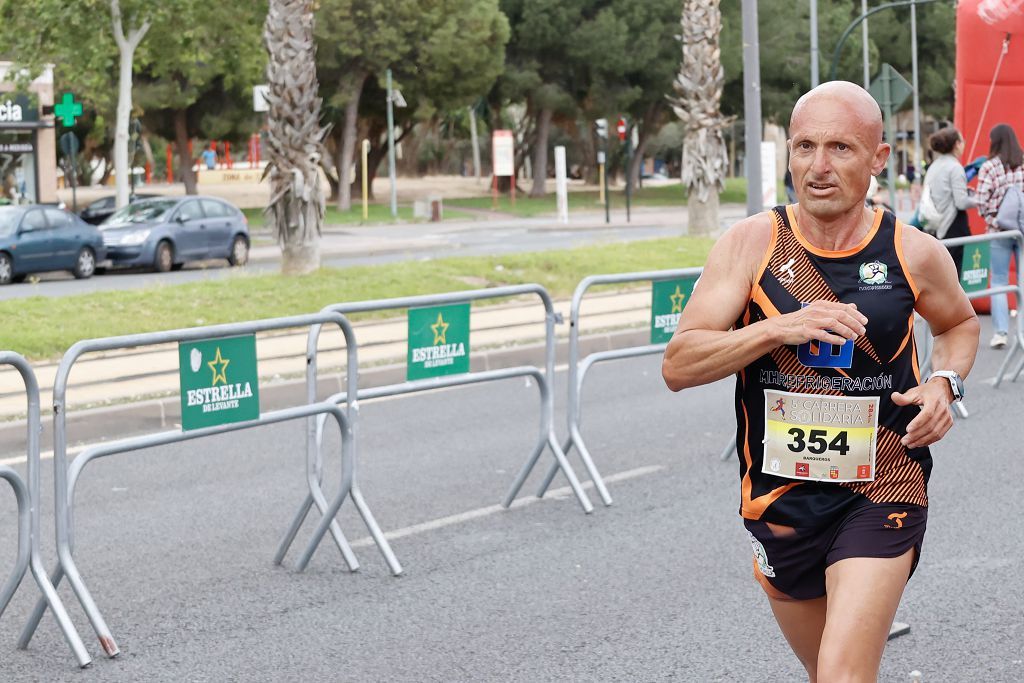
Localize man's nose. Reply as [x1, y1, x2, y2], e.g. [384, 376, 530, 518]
[810, 148, 831, 176]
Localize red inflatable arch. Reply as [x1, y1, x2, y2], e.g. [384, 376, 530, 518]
[955, 0, 1024, 311]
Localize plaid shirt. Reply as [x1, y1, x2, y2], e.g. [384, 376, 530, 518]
[977, 157, 1024, 230]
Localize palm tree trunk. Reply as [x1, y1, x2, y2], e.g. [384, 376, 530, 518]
[264, 0, 329, 275]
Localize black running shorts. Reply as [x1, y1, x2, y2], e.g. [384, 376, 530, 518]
[743, 502, 928, 601]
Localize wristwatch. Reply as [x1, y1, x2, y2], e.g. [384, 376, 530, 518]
[929, 370, 965, 402]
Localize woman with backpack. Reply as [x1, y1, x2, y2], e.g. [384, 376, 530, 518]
[977, 124, 1024, 349]
[919, 126, 977, 277]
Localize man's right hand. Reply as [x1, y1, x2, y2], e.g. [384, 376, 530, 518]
[771, 300, 868, 347]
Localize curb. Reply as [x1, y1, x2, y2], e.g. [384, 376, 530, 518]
[0, 328, 653, 458]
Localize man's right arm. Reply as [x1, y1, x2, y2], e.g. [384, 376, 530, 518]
[662, 214, 868, 391]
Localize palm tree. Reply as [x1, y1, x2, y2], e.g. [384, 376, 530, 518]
[668, 0, 731, 236]
[263, 0, 329, 275]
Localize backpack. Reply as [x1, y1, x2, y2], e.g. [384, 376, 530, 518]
[917, 183, 944, 231]
[995, 184, 1024, 232]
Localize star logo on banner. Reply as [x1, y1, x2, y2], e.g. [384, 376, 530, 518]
[972, 248, 983, 269]
[208, 347, 230, 386]
[431, 313, 449, 345]
[670, 285, 686, 314]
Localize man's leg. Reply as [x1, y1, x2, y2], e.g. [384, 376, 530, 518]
[816, 550, 914, 682]
[767, 595, 828, 681]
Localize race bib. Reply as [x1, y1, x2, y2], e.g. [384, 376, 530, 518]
[762, 389, 878, 483]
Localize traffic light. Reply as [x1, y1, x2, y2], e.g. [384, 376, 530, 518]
[595, 118, 608, 139]
[617, 117, 627, 141]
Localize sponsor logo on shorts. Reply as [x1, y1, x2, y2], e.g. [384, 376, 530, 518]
[747, 531, 776, 577]
[884, 512, 908, 529]
[829, 466, 840, 479]
[856, 464, 871, 479]
[795, 462, 809, 477]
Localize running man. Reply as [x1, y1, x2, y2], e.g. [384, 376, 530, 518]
[662, 82, 979, 681]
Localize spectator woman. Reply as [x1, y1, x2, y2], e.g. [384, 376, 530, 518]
[976, 124, 1024, 349]
[921, 127, 977, 277]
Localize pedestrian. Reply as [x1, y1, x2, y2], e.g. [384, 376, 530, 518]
[784, 168, 797, 203]
[662, 81, 979, 682]
[202, 145, 217, 171]
[919, 126, 977, 277]
[975, 123, 1024, 349]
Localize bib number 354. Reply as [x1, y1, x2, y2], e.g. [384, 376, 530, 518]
[786, 428, 850, 456]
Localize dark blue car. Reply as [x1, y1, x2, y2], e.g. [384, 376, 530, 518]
[0, 205, 106, 284]
[100, 196, 250, 272]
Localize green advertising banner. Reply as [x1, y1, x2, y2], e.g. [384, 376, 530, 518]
[179, 335, 260, 431]
[407, 303, 470, 380]
[651, 278, 697, 344]
[961, 242, 990, 294]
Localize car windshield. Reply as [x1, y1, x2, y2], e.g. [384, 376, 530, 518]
[103, 199, 177, 227]
[0, 207, 21, 236]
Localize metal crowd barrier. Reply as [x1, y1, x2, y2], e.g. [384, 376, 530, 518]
[298, 284, 596, 547]
[537, 268, 704, 504]
[19, 313, 397, 663]
[0, 352, 90, 667]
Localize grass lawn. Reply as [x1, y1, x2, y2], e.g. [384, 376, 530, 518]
[3, 236, 715, 360]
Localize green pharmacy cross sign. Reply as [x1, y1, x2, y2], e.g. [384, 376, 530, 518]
[54, 93, 82, 127]
[178, 335, 260, 431]
[407, 303, 470, 380]
[650, 277, 697, 344]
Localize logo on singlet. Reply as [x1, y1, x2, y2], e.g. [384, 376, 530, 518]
[796, 304, 854, 368]
[777, 257, 797, 285]
[858, 260, 893, 291]
[748, 531, 776, 577]
[884, 512, 909, 529]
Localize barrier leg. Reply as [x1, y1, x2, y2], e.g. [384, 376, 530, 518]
[953, 402, 969, 420]
[58, 548, 119, 657]
[719, 435, 737, 461]
[545, 433, 594, 514]
[502, 434, 549, 508]
[274, 492, 358, 571]
[537, 430, 612, 507]
[350, 486, 402, 576]
[994, 332, 1022, 387]
[17, 562, 64, 649]
[27, 556, 91, 667]
[534, 435, 573, 499]
[0, 467, 30, 619]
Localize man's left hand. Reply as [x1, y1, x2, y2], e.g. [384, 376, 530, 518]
[891, 379, 954, 448]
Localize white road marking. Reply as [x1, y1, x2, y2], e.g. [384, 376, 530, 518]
[348, 464, 664, 549]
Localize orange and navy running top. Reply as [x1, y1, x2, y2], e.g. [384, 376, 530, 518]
[735, 205, 929, 526]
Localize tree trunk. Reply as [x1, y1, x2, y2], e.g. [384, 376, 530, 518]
[174, 108, 197, 195]
[627, 104, 661, 192]
[336, 72, 367, 211]
[686, 187, 719, 236]
[529, 107, 552, 198]
[468, 105, 481, 182]
[264, 0, 328, 275]
[110, 0, 150, 209]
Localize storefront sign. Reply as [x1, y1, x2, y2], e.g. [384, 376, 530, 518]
[0, 95, 38, 124]
[0, 142, 32, 153]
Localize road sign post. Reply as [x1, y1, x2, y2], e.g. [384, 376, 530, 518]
[59, 132, 80, 212]
[620, 118, 632, 224]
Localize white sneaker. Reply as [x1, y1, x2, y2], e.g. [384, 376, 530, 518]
[990, 332, 1008, 349]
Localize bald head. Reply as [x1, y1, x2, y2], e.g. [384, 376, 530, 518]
[790, 81, 883, 146]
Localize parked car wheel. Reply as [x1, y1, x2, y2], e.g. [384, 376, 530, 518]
[153, 241, 174, 273]
[228, 235, 249, 267]
[0, 252, 12, 284]
[73, 247, 96, 279]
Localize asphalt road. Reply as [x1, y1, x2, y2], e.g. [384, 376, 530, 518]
[0, 332, 1020, 681]
[0, 208, 733, 301]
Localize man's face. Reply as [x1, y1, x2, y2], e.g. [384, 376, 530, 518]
[788, 98, 889, 220]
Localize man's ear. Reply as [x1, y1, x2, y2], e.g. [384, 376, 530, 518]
[871, 143, 890, 175]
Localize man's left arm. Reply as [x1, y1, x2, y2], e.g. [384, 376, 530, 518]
[892, 229, 980, 448]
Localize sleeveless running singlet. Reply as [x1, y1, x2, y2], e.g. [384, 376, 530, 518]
[735, 205, 929, 527]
